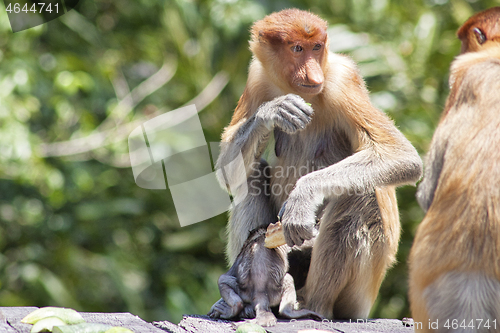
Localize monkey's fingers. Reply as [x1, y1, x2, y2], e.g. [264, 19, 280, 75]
[277, 201, 287, 222]
[285, 94, 314, 117]
[274, 110, 311, 133]
[274, 93, 313, 113]
[283, 225, 304, 247]
[283, 96, 314, 122]
[213, 304, 235, 319]
[283, 222, 316, 247]
[207, 307, 220, 319]
[273, 95, 313, 133]
[277, 201, 302, 247]
[208, 298, 238, 319]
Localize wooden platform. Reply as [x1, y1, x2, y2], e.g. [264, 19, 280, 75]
[154, 315, 415, 333]
[0, 307, 165, 333]
[1, 307, 414, 333]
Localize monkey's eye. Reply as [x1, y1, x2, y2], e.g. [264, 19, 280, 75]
[473, 27, 487, 44]
[291, 45, 303, 52]
[313, 44, 322, 51]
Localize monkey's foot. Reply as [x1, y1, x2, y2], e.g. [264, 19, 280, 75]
[281, 307, 324, 321]
[254, 311, 277, 327]
[207, 298, 243, 320]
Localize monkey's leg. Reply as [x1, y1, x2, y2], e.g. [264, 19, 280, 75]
[279, 130, 421, 248]
[226, 160, 276, 264]
[420, 272, 500, 333]
[303, 213, 352, 319]
[215, 273, 244, 319]
[279, 273, 322, 320]
[305, 192, 397, 319]
[253, 294, 277, 327]
[331, 250, 389, 320]
[408, 273, 431, 333]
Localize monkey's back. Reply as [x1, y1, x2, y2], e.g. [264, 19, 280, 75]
[409, 52, 500, 330]
[233, 227, 289, 307]
[413, 56, 500, 281]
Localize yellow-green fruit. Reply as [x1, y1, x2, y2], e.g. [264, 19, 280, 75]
[235, 323, 267, 333]
[105, 327, 134, 333]
[30, 316, 66, 333]
[22, 307, 85, 325]
[52, 323, 112, 333]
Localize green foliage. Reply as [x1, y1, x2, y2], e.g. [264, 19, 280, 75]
[0, 0, 498, 324]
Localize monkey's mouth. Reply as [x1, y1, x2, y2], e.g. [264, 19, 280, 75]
[300, 84, 322, 89]
[297, 83, 323, 95]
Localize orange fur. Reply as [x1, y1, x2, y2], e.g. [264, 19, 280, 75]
[409, 8, 500, 331]
[219, 9, 421, 319]
[457, 7, 500, 54]
[228, 9, 328, 127]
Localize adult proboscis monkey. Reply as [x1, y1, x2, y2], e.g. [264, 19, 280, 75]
[409, 7, 500, 332]
[217, 8, 422, 319]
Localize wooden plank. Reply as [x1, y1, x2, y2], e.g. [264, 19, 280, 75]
[0, 309, 20, 333]
[154, 315, 415, 333]
[153, 320, 189, 333]
[0, 307, 416, 333]
[81, 312, 167, 333]
[176, 315, 236, 333]
[0, 307, 39, 333]
[0, 307, 165, 333]
[265, 318, 414, 333]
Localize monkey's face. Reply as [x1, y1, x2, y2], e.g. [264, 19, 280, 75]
[249, 9, 329, 97]
[457, 7, 500, 54]
[285, 39, 327, 96]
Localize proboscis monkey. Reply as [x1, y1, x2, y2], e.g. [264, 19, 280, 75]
[457, 7, 500, 54]
[207, 226, 322, 326]
[216, 8, 422, 319]
[409, 7, 500, 332]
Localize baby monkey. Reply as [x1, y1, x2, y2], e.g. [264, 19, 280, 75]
[208, 223, 321, 326]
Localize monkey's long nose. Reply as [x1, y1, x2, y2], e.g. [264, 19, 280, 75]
[305, 61, 324, 85]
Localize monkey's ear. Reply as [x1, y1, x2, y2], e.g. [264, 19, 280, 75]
[473, 27, 487, 44]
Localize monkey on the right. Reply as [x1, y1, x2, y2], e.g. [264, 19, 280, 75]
[409, 7, 500, 332]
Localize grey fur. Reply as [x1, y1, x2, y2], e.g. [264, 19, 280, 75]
[425, 272, 500, 333]
[207, 227, 322, 326]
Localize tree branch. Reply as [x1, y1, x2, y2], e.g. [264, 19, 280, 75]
[37, 71, 229, 159]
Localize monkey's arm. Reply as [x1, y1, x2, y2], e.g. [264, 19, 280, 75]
[417, 55, 500, 212]
[216, 94, 313, 191]
[282, 126, 422, 246]
[415, 133, 447, 212]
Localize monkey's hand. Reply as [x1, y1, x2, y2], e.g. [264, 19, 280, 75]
[279, 181, 321, 246]
[256, 94, 313, 134]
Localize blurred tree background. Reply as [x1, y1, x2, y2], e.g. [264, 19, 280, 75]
[0, 0, 498, 324]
